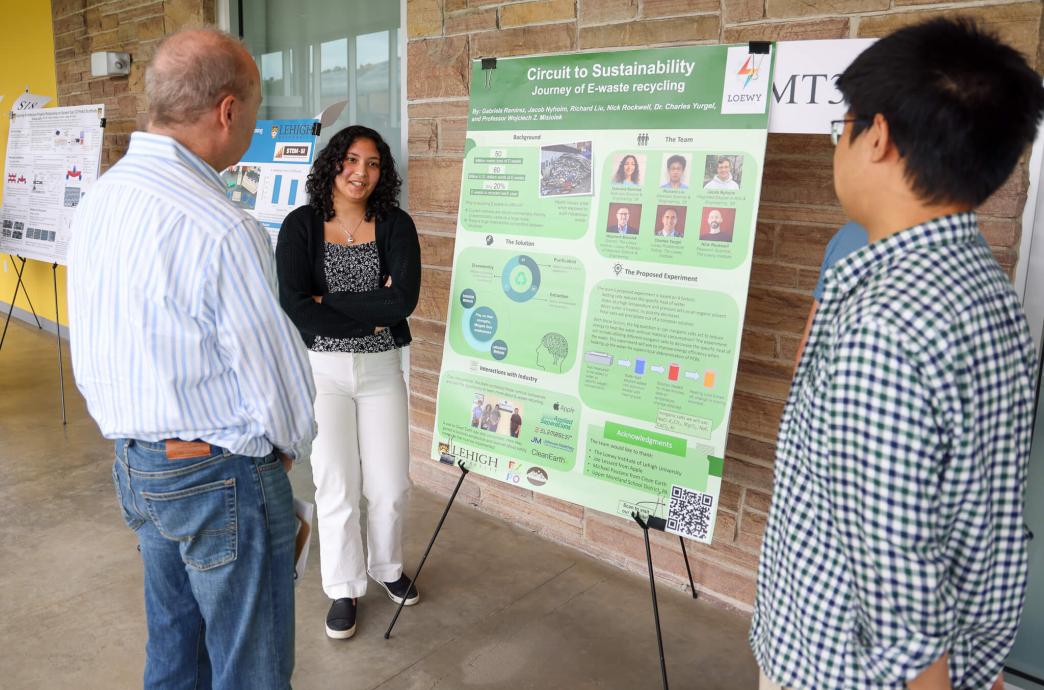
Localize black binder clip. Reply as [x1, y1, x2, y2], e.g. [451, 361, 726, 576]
[748, 41, 771, 55]
[481, 57, 497, 89]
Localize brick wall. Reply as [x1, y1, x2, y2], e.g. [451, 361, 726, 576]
[405, 0, 1044, 612]
[52, 0, 215, 170]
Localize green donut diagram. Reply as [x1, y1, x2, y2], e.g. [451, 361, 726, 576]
[449, 248, 584, 373]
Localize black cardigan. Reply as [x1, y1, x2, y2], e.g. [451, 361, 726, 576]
[275, 204, 421, 349]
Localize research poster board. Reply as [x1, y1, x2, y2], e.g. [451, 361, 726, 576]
[222, 118, 320, 244]
[0, 104, 105, 265]
[430, 44, 775, 543]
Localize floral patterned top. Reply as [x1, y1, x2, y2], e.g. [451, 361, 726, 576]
[311, 242, 396, 353]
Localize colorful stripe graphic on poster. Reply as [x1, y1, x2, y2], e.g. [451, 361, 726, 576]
[431, 45, 775, 544]
[221, 119, 319, 243]
[0, 105, 105, 265]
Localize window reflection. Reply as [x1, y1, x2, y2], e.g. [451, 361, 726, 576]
[236, 1, 403, 190]
[357, 31, 390, 134]
[260, 50, 295, 107]
[260, 52, 282, 82]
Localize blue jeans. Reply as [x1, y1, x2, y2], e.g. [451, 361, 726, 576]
[113, 440, 296, 690]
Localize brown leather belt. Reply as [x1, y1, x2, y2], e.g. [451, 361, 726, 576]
[164, 440, 214, 460]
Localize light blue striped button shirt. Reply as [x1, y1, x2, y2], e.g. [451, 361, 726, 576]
[67, 132, 316, 460]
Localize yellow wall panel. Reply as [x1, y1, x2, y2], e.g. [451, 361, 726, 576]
[0, 0, 64, 326]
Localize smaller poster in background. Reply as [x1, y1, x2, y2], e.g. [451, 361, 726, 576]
[0, 104, 105, 265]
[222, 119, 319, 244]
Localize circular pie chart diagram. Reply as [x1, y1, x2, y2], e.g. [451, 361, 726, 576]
[501, 255, 541, 303]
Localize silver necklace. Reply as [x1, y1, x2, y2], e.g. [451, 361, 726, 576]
[336, 213, 365, 244]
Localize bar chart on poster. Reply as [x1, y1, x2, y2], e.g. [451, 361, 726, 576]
[221, 119, 320, 244]
[431, 44, 775, 544]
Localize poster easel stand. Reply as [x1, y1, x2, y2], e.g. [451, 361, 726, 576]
[384, 459, 471, 639]
[1, 102, 103, 423]
[0, 255, 44, 351]
[0, 257, 68, 424]
[630, 515, 701, 690]
[383, 459, 701, 690]
[633, 512, 670, 690]
[679, 534, 698, 600]
[385, 41, 765, 682]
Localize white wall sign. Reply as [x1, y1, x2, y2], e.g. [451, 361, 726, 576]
[768, 39, 875, 134]
[10, 91, 51, 112]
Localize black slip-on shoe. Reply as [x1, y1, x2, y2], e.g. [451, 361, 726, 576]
[325, 597, 357, 639]
[377, 575, 420, 606]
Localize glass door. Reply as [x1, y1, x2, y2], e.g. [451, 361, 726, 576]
[230, 0, 405, 197]
[1006, 357, 1044, 690]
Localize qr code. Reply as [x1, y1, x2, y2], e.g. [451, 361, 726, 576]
[666, 485, 715, 540]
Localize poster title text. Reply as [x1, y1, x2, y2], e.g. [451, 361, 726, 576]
[525, 59, 695, 96]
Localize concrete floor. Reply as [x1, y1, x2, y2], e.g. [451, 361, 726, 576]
[0, 317, 758, 689]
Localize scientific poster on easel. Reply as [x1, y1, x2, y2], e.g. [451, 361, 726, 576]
[0, 104, 105, 264]
[222, 119, 320, 244]
[431, 44, 774, 544]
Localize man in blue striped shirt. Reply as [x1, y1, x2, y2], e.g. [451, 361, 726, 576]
[68, 28, 315, 690]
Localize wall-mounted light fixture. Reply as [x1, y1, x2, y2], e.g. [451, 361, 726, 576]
[90, 51, 131, 77]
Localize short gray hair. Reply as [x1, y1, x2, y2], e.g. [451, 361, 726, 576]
[146, 28, 255, 126]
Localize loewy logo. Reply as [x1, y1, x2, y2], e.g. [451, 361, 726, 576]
[737, 55, 760, 88]
[722, 46, 768, 113]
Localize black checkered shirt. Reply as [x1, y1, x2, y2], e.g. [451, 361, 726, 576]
[751, 213, 1036, 689]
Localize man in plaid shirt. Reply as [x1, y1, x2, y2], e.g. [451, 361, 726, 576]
[751, 19, 1044, 690]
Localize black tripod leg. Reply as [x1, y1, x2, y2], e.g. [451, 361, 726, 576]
[17, 257, 43, 328]
[52, 264, 67, 424]
[0, 256, 39, 351]
[679, 536, 697, 600]
[0, 284, 17, 352]
[385, 460, 470, 640]
[633, 512, 669, 690]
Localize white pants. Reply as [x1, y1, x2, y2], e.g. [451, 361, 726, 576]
[308, 348, 411, 599]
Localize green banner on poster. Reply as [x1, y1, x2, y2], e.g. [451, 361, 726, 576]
[431, 44, 775, 543]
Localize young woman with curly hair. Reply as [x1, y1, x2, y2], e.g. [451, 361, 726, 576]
[612, 154, 641, 186]
[276, 125, 421, 640]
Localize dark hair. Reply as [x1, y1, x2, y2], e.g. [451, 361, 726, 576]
[716, 156, 731, 169]
[307, 125, 402, 222]
[613, 154, 640, 183]
[836, 18, 1044, 206]
[666, 154, 686, 169]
